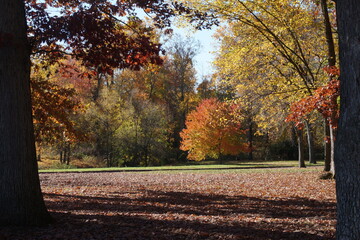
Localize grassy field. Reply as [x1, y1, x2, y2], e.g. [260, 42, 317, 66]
[39, 159, 325, 173]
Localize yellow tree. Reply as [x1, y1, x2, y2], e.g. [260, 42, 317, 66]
[181, 0, 333, 165]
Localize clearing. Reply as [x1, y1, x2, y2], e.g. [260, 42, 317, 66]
[1, 166, 335, 239]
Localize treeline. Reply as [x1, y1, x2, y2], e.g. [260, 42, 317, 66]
[32, 36, 209, 167]
[32, 0, 340, 170]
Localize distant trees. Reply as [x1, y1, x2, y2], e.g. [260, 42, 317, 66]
[79, 88, 170, 167]
[1, 0, 211, 226]
[180, 98, 248, 161]
[179, 0, 338, 165]
[31, 35, 198, 167]
[31, 62, 84, 162]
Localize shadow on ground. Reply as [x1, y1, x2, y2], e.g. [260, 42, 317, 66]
[1, 189, 335, 240]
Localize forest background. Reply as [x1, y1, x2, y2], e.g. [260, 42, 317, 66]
[33, 0, 338, 173]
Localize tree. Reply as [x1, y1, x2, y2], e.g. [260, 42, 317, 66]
[0, 0, 51, 226]
[286, 76, 340, 172]
[334, 1, 360, 238]
[1, 0, 214, 227]
[203, 0, 329, 164]
[162, 35, 199, 157]
[180, 98, 248, 161]
[31, 63, 84, 162]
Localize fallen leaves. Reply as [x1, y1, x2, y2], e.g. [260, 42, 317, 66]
[1, 169, 336, 239]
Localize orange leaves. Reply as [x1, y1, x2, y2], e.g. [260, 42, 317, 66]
[31, 72, 84, 143]
[180, 98, 248, 161]
[286, 79, 340, 128]
[323, 66, 340, 77]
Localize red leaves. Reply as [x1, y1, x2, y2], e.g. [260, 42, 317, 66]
[180, 98, 248, 161]
[25, 0, 165, 73]
[286, 77, 340, 128]
[31, 73, 84, 143]
[25, 0, 217, 73]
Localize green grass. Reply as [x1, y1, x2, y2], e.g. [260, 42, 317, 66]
[39, 160, 324, 174]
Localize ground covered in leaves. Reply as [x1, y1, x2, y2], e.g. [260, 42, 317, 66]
[1, 168, 336, 239]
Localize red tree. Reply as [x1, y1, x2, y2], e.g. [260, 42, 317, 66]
[286, 77, 340, 129]
[180, 98, 248, 161]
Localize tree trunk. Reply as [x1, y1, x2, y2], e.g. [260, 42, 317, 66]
[320, 0, 336, 67]
[324, 120, 331, 171]
[329, 124, 335, 176]
[0, 0, 51, 226]
[65, 142, 71, 165]
[335, 1, 360, 238]
[295, 128, 306, 168]
[304, 120, 316, 164]
[321, 0, 337, 173]
[247, 118, 254, 161]
[60, 150, 63, 163]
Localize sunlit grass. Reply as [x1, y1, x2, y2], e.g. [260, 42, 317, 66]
[39, 160, 324, 174]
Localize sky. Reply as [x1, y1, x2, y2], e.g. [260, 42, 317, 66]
[171, 27, 218, 83]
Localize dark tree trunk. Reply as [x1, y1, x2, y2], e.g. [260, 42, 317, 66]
[65, 143, 71, 165]
[0, 0, 51, 226]
[60, 150, 64, 163]
[324, 120, 331, 171]
[321, 0, 336, 67]
[247, 118, 254, 161]
[335, 1, 360, 238]
[304, 120, 316, 164]
[295, 128, 306, 168]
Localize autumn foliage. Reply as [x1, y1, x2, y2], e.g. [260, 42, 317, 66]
[180, 98, 248, 161]
[31, 65, 84, 144]
[286, 67, 340, 128]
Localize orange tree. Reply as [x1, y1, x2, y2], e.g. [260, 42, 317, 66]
[180, 98, 248, 161]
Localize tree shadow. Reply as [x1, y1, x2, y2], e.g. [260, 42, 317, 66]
[0, 190, 333, 239]
[44, 189, 335, 219]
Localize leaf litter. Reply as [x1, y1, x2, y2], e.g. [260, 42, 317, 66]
[1, 170, 335, 239]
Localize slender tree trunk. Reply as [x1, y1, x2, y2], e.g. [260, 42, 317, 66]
[36, 142, 42, 162]
[321, 0, 336, 67]
[329, 124, 335, 176]
[0, 0, 51, 226]
[247, 118, 254, 161]
[335, 1, 360, 238]
[66, 143, 71, 165]
[60, 150, 63, 163]
[295, 127, 306, 168]
[324, 120, 331, 171]
[93, 71, 104, 101]
[321, 0, 337, 173]
[304, 120, 316, 164]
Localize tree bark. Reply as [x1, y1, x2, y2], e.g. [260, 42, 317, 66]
[295, 127, 306, 168]
[321, 0, 336, 67]
[247, 118, 254, 161]
[304, 120, 316, 164]
[0, 0, 51, 226]
[324, 120, 331, 171]
[335, 1, 360, 238]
